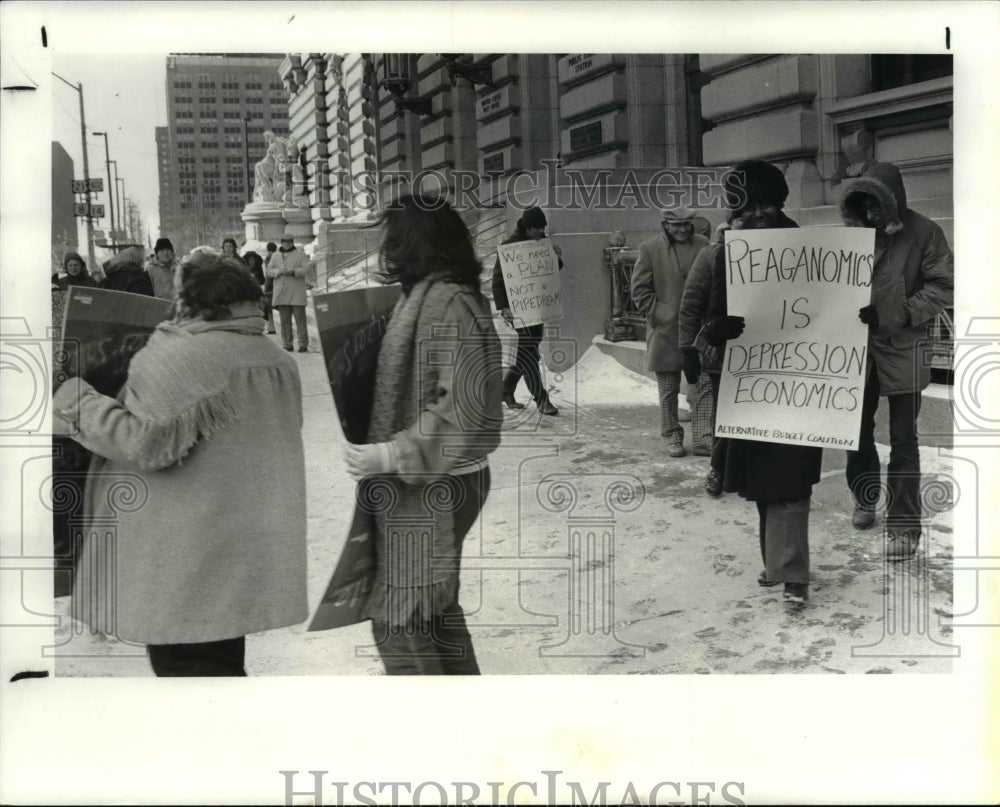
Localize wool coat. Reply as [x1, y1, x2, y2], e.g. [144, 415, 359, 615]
[839, 162, 954, 395]
[267, 247, 310, 307]
[630, 231, 709, 372]
[52, 305, 308, 645]
[678, 240, 724, 374]
[706, 213, 822, 503]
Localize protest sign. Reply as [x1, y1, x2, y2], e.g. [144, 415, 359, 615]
[309, 285, 400, 631]
[715, 226, 875, 450]
[496, 239, 563, 327]
[54, 287, 173, 596]
[312, 285, 401, 444]
[59, 286, 174, 396]
[307, 481, 380, 632]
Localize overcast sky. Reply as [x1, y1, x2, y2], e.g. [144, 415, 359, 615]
[52, 52, 168, 244]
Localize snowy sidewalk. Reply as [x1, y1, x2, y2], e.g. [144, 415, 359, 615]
[53, 342, 956, 676]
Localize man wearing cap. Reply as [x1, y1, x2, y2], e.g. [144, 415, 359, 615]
[630, 207, 709, 457]
[267, 234, 310, 352]
[145, 238, 178, 300]
[491, 206, 562, 416]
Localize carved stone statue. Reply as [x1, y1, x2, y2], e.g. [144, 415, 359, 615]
[252, 131, 289, 204]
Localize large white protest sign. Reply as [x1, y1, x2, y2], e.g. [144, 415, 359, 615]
[496, 239, 563, 327]
[715, 226, 875, 450]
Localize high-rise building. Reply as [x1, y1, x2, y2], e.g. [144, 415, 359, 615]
[157, 53, 289, 248]
[51, 141, 77, 260]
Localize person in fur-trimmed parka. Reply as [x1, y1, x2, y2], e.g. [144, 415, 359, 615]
[839, 162, 953, 560]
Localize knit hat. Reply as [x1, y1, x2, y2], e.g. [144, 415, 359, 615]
[154, 238, 174, 253]
[662, 206, 696, 223]
[724, 160, 789, 213]
[521, 207, 547, 229]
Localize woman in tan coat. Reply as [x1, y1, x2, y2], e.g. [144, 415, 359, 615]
[53, 248, 308, 676]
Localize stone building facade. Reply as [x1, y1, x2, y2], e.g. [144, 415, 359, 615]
[274, 53, 952, 358]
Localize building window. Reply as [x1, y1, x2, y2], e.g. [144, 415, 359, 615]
[201, 126, 218, 134]
[871, 55, 953, 92]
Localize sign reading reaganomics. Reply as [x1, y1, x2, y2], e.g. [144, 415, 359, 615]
[715, 226, 875, 450]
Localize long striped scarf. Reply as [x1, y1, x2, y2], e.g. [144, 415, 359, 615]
[361, 277, 468, 626]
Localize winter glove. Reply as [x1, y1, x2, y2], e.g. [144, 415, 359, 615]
[858, 305, 880, 330]
[500, 307, 514, 327]
[344, 441, 398, 481]
[681, 347, 702, 385]
[703, 315, 745, 346]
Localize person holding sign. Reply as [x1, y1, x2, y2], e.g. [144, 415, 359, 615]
[704, 160, 822, 606]
[344, 192, 503, 674]
[839, 162, 954, 560]
[491, 206, 562, 416]
[630, 206, 709, 457]
[52, 248, 308, 675]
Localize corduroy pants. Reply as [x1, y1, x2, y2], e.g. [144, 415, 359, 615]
[846, 369, 923, 534]
[371, 467, 490, 675]
[275, 304, 308, 350]
[755, 498, 811, 585]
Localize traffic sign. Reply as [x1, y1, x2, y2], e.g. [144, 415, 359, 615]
[72, 179, 104, 193]
[74, 203, 106, 218]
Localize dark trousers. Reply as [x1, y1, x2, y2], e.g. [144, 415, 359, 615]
[845, 369, 923, 532]
[708, 372, 725, 472]
[275, 304, 308, 350]
[503, 324, 548, 405]
[756, 498, 811, 584]
[371, 468, 490, 675]
[147, 636, 247, 677]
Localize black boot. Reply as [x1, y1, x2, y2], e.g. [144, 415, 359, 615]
[502, 392, 525, 410]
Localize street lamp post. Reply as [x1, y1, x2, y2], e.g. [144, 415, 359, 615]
[109, 160, 120, 245]
[242, 113, 252, 203]
[116, 176, 125, 239]
[92, 131, 115, 249]
[51, 72, 98, 277]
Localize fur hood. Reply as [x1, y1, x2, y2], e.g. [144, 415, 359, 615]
[839, 162, 907, 235]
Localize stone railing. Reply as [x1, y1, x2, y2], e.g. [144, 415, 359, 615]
[602, 245, 645, 342]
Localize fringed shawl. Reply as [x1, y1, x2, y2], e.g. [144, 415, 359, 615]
[120, 302, 268, 468]
[361, 278, 470, 627]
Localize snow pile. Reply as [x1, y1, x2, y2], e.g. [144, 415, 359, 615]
[548, 345, 660, 407]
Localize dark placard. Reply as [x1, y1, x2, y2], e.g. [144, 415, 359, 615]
[60, 286, 174, 397]
[307, 480, 380, 632]
[53, 287, 173, 597]
[312, 285, 401, 444]
[308, 284, 400, 631]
